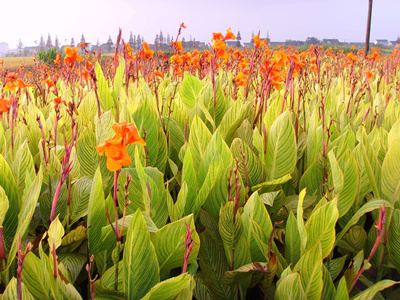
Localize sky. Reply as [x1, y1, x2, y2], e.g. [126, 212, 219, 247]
[2, 0, 400, 48]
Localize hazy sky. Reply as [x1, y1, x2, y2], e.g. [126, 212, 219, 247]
[2, 0, 399, 48]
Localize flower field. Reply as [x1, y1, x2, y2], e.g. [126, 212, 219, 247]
[1, 27, 400, 299]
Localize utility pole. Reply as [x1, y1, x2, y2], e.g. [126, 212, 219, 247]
[364, 0, 373, 56]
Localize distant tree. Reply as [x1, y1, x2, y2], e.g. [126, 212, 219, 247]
[182, 37, 186, 47]
[136, 35, 141, 48]
[80, 34, 86, 45]
[133, 35, 137, 50]
[129, 32, 134, 46]
[70, 37, 75, 46]
[155, 34, 159, 44]
[237, 30, 242, 41]
[306, 36, 320, 45]
[97, 39, 100, 47]
[46, 34, 53, 49]
[17, 39, 23, 56]
[166, 33, 170, 44]
[39, 35, 46, 51]
[159, 30, 164, 44]
[250, 31, 255, 45]
[55, 36, 60, 50]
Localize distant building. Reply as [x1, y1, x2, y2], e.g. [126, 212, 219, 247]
[225, 40, 242, 48]
[322, 39, 341, 45]
[374, 39, 389, 46]
[0, 42, 9, 56]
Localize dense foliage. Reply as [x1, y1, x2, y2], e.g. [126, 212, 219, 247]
[0, 27, 400, 299]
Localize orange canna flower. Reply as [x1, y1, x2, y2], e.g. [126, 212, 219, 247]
[212, 32, 224, 42]
[347, 52, 358, 63]
[253, 36, 266, 48]
[126, 42, 133, 52]
[212, 39, 229, 59]
[222, 27, 236, 41]
[53, 97, 64, 109]
[364, 70, 373, 79]
[0, 98, 12, 113]
[45, 78, 55, 88]
[234, 72, 247, 86]
[64, 47, 84, 65]
[96, 122, 145, 172]
[142, 42, 154, 58]
[180, 22, 187, 29]
[154, 70, 164, 78]
[111, 122, 146, 146]
[3, 72, 33, 91]
[172, 41, 184, 52]
[54, 54, 61, 65]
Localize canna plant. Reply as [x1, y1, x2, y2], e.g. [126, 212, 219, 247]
[0, 28, 400, 299]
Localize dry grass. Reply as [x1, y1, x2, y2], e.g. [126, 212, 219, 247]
[1, 56, 35, 70]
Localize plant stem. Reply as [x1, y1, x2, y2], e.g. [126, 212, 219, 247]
[113, 171, 120, 240]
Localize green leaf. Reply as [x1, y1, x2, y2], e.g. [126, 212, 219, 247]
[351, 280, 399, 300]
[6, 168, 43, 270]
[297, 189, 307, 254]
[219, 201, 251, 269]
[123, 209, 160, 299]
[336, 199, 391, 242]
[381, 138, 400, 203]
[293, 243, 323, 300]
[132, 99, 158, 166]
[324, 255, 347, 281]
[198, 230, 236, 300]
[0, 154, 19, 248]
[111, 56, 125, 103]
[334, 277, 349, 300]
[231, 138, 263, 189]
[151, 214, 200, 273]
[77, 128, 99, 178]
[176, 150, 198, 218]
[218, 101, 248, 145]
[180, 74, 203, 109]
[224, 262, 269, 285]
[141, 274, 192, 300]
[321, 265, 336, 300]
[328, 150, 344, 192]
[189, 115, 212, 171]
[275, 272, 307, 300]
[11, 140, 35, 196]
[48, 216, 64, 251]
[22, 252, 52, 300]
[334, 150, 359, 217]
[305, 198, 339, 259]
[388, 209, 400, 271]
[0, 185, 9, 227]
[2, 277, 34, 300]
[242, 192, 273, 262]
[95, 62, 114, 112]
[285, 210, 301, 265]
[87, 166, 106, 255]
[58, 253, 87, 284]
[69, 176, 92, 224]
[264, 111, 297, 180]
